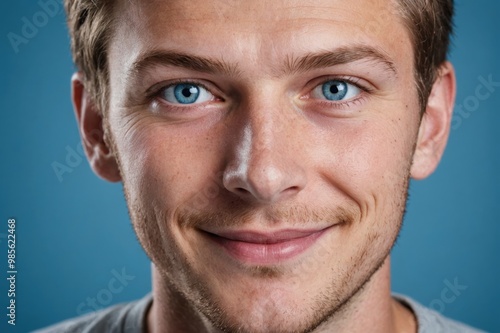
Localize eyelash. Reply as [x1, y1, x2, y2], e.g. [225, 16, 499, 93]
[304, 76, 372, 110]
[147, 79, 222, 105]
[147, 76, 372, 109]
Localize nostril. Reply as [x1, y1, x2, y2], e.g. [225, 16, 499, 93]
[236, 187, 250, 194]
[281, 186, 301, 197]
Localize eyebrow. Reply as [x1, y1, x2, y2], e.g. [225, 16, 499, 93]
[129, 50, 240, 79]
[128, 45, 397, 81]
[282, 45, 397, 77]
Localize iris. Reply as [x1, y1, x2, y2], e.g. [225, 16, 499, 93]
[172, 84, 201, 104]
[160, 83, 213, 105]
[321, 81, 348, 101]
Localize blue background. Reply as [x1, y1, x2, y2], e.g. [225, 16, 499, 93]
[1, 0, 499, 332]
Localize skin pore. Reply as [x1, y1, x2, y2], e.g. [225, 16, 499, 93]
[71, 0, 456, 332]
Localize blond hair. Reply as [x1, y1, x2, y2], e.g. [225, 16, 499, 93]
[64, 0, 454, 114]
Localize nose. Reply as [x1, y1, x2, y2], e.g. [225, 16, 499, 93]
[222, 103, 307, 204]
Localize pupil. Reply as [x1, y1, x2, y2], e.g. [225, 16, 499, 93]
[330, 85, 339, 94]
[182, 87, 192, 97]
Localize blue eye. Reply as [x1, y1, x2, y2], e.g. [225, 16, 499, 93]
[312, 80, 361, 101]
[160, 83, 214, 104]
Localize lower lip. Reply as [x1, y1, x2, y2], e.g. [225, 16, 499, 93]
[205, 229, 329, 265]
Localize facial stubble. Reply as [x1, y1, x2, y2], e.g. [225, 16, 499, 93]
[102, 111, 413, 333]
[120, 181, 410, 333]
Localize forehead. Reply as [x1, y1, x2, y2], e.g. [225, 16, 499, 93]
[110, 0, 413, 79]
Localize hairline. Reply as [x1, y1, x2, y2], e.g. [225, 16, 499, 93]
[73, 0, 447, 115]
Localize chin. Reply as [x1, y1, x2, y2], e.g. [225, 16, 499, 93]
[198, 294, 325, 333]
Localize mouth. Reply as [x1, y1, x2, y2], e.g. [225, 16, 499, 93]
[200, 227, 332, 265]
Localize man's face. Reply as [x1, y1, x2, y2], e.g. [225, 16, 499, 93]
[105, 0, 422, 331]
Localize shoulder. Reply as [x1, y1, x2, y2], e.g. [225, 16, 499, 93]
[393, 294, 485, 333]
[33, 294, 153, 333]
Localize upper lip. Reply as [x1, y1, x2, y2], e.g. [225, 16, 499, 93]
[201, 227, 332, 244]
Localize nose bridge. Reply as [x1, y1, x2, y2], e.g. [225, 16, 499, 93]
[243, 81, 293, 158]
[247, 99, 282, 159]
[223, 91, 306, 203]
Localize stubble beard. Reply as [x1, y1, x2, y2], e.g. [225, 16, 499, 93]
[108, 117, 413, 333]
[120, 172, 410, 333]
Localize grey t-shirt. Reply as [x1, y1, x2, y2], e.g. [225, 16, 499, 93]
[393, 294, 485, 333]
[33, 293, 485, 333]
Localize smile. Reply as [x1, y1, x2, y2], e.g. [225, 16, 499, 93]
[201, 227, 332, 265]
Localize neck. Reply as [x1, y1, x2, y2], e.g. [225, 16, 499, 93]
[146, 257, 416, 333]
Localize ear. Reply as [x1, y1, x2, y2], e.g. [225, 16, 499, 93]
[71, 72, 121, 182]
[411, 62, 456, 180]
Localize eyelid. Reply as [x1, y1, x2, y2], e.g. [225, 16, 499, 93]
[298, 75, 373, 112]
[305, 75, 373, 97]
[147, 79, 224, 105]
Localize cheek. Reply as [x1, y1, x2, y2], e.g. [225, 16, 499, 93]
[114, 120, 224, 211]
[112, 120, 226, 265]
[316, 115, 417, 217]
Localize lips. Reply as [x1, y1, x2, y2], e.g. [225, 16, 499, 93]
[201, 227, 331, 265]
